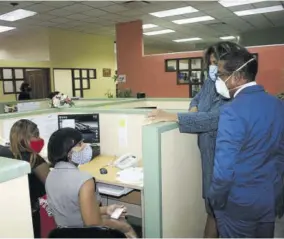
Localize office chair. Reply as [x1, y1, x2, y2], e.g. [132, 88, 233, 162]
[48, 226, 126, 238]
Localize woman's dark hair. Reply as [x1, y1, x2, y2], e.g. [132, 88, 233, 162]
[48, 128, 82, 166]
[204, 41, 243, 69]
[20, 82, 30, 92]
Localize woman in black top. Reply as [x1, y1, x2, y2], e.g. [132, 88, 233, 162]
[18, 82, 32, 101]
[0, 119, 50, 238]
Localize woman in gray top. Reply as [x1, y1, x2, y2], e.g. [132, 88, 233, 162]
[45, 128, 136, 238]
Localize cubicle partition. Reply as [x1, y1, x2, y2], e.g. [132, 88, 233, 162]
[143, 122, 206, 237]
[0, 106, 205, 238]
[96, 98, 191, 110]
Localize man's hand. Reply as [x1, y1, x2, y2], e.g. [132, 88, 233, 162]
[189, 106, 198, 112]
[147, 109, 178, 123]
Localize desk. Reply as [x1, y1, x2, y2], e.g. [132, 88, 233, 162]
[79, 155, 145, 236]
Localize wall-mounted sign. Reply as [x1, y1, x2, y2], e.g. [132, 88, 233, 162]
[103, 68, 111, 77]
[117, 74, 126, 83]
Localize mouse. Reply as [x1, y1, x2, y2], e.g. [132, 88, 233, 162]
[100, 168, 108, 175]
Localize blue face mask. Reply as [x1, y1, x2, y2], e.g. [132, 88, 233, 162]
[208, 65, 218, 81]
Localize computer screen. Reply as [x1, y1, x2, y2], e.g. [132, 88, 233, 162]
[58, 114, 100, 144]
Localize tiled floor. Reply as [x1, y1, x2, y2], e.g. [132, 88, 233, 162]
[275, 217, 284, 238]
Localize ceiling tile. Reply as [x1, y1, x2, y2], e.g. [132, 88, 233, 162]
[24, 3, 56, 13]
[252, 1, 282, 8]
[83, 9, 108, 17]
[31, 14, 56, 21]
[222, 17, 255, 31]
[48, 9, 73, 17]
[103, 4, 129, 13]
[81, 17, 102, 23]
[66, 14, 89, 20]
[50, 17, 71, 24]
[60, 3, 93, 13]
[44, 1, 76, 7]
[264, 11, 284, 23]
[82, 1, 116, 8]
[241, 15, 273, 29]
[36, 21, 59, 27]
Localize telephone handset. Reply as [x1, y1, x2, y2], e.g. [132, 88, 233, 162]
[114, 153, 139, 170]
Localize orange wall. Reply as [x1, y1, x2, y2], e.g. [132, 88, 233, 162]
[116, 20, 284, 97]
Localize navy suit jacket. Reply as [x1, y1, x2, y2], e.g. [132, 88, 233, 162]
[209, 85, 284, 221]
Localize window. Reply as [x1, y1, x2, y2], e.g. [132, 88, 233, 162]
[71, 68, 96, 98]
[0, 67, 51, 100]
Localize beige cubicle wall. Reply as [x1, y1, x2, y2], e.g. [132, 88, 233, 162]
[143, 122, 206, 238]
[0, 158, 33, 238]
[161, 127, 206, 237]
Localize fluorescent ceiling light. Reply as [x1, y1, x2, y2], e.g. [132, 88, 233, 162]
[173, 16, 215, 24]
[143, 24, 158, 29]
[219, 0, 267, 7]
[173, 37, 202, 42]
[235, 5, 283, 16]
[220, 36, 236, 40]
[149, 6, 198, 18]
[0, 9, 37, 22]
[0, 25, 15, 33]
[143, 29, 175, 36]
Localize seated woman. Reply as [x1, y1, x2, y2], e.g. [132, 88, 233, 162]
[46, 128, 137, 238]
[0, 119, 50, 238]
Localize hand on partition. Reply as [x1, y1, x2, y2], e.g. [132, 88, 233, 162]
[147, 109, 178, 123]
[189, 106, 198, 112]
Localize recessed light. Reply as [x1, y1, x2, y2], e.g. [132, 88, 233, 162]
[173, 16, 215, 24]
[235, 5, 283, 16]
[0, 25, 15, 33]
[220, 36, 236, 40]
[173, 37, 202, 43]
[219, 0, 267, 7]
[143, 29, 175, 36]
[143, 24, 158, 29]
[0, 9, 37, 22]
[149, 6, 198, 18]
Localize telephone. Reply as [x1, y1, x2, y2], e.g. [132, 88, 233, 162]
[113, 153, 139, 170]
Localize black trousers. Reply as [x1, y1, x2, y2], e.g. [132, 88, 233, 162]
[32, 209, 41, 238]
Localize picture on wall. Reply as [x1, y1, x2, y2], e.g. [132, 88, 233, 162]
[103, 68, 111, 77]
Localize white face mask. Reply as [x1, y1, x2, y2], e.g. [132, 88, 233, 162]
[70, 144, 93, 165]
[208, 65, 218, 81]
[215, 77, 231, 98]
[215, 58, 255, 99]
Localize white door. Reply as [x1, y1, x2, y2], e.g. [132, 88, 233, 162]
[53, 69, 73, 97]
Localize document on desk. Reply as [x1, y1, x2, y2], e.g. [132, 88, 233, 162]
[118, 116, 128, 147]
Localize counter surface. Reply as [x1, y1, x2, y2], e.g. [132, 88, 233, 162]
[79, 155, 143, 190]
[0, 157, 31, 183]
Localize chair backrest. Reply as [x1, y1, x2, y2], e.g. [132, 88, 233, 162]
[48, 226, 126, 238]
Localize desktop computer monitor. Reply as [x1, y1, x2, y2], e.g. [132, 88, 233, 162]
[58, 114, 100, 144]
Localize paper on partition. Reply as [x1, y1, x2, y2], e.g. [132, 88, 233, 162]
[118, 116, 128, 147]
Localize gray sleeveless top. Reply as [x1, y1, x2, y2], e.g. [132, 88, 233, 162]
[45, 161, 101, 227]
